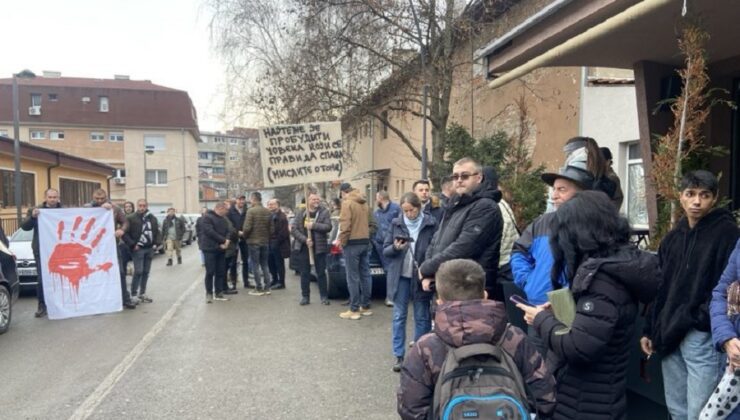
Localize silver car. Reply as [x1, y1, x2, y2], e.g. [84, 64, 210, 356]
[9, 228, 37, 291]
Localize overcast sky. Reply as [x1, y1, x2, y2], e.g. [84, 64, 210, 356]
[0, 0, 232, 132]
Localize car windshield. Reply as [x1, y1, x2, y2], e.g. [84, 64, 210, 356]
[11, 228, 33, 242]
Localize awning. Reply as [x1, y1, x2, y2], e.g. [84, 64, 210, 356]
[483, 0, 740, 89]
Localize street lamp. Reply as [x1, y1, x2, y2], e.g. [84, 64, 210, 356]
[143, 146, 154, 202]
[11, 69, 36, 223]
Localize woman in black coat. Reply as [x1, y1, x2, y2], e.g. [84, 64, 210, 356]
[517, 191, 660, 419]
[383, 192, 437, 373]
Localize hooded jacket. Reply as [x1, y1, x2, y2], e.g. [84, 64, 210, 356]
[533, 247, 660, 419]
[419, 182, 503, 296]
[645, 208, 740, 354]
[338, 189, 370, 246]
[710, 238, 740, 352]
[398, 299, 556, 419]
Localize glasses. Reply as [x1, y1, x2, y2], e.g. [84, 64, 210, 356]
[451, 172, 479, 181]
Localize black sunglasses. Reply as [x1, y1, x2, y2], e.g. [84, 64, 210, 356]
[450, 172, 479, 181]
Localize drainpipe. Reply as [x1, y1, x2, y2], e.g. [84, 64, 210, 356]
[47, 153, 61, 190]
[487, 0, 673, 90]
[182, 128, 187, 212]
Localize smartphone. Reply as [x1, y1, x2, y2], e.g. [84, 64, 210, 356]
[395, 236, 414, 243]
[509, 294, 533, 307]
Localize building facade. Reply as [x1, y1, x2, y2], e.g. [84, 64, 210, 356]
[198, 128, 261, 207]
[0, 72, 201, 215]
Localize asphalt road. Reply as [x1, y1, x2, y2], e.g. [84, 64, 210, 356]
[0, 245, 402, 419]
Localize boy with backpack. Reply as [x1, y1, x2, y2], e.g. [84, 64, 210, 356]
[397, 259, 555, 419]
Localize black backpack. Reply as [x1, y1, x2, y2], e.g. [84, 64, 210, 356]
[432, 333, 530, 420]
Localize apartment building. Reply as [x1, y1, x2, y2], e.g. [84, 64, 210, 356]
[198, 128, 261, 207]
[0, 72, 201, 214]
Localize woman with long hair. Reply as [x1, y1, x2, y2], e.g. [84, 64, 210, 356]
[516, 191, 660, 419]
[384, 192, 437, 373]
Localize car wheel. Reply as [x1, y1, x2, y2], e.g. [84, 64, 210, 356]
[0, 285, 11, 335]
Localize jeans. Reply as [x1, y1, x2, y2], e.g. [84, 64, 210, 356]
[343, 243, 370, 311]
[33, 251, 46, 306]
[229, 240, 250, 286]
[392, 276, 431, 358]
[118, 244, 132, 304]
[268, 243, 286, 286]
[299, 250, 327, 300]
[131, 247, 154, 296]
[203, 250, 226, 295]
[661, 328, 726, 420]
[248, 244, 271, 290]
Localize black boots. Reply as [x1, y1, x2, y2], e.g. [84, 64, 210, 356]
[177, 256, 182, 264]
[166, 258, 173, 266]
[34, 303, 47, 318]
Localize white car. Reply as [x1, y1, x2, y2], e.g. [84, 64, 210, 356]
[9, 228, 37, 291]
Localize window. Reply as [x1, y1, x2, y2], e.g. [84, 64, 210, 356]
[59, 178, 101, 207]
[90, 132, 105, 141]
[146, 169, 167, 185]
[99, 96, 109, 112]
[49, 130, 64, 140]
[212, 167, 225, 175]
[48, 93, 58, 102]
[381, 111, 389, 139]
[0, 130, 7, 137]
[144, 135, 166, 151]
[625, 142, 648, 227]
[0, 169, 35, 207]
[30, 130, 45, 140]
[31, 94, 42, 107]
[113, 168, 126, 178]
[198, 152, 209, 159]
[229, 154, 239, 161]
[109, 131, 124, 142]
[229, 138, 238, 145]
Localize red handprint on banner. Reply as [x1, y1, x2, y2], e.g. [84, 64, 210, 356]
[48, 215, 114, 296]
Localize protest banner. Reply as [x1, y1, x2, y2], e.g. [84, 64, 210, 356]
[38, 207, 122, 319]
[259, 121, 343, 188]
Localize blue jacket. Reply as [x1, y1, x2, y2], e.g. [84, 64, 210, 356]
[711, 238, 740, 351]
[383, 214, 436, 302]
[510, 212, 567, 305]
[373, 201, 401, 264]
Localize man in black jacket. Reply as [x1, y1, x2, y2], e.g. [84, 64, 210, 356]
[200, 202, 232, 302]
[291, 193, 332, 305]
[21, 188, 64, 317]
[641, 170, 740, 420]
[122, 199, 161, 303]
[227, 195, 251, 288]
[419, 157, 503, 300]
[267, 198, 290, 290]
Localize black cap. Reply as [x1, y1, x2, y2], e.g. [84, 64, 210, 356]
[541, 165, 594, 190]
[339, 182, 352, 193]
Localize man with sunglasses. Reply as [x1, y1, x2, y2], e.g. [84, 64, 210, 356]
[418, 157, 503, 301]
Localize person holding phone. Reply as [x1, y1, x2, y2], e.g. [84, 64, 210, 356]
[515, 191, 660, 419]
[383, 192, 437, 373]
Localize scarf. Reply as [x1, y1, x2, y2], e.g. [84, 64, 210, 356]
[404, 212, 424, 243]
[137, 212, 153, 247]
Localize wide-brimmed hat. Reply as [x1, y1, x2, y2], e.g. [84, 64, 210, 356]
[541, 165, 594, 190]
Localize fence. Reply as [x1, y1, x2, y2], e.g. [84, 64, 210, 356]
[1, 217, 19, 235]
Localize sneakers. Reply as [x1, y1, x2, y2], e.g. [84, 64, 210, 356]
[359, 307, 373, 316]
[321, 299, 330, 305]
[264, 289, 271, 295]
[339, 310, 361, 320]
[248, 290, 265, 296]
[34, 304, 47, 318]
[139, 294, 153, 303]
[385, 299, 394, 307]
[123, 301, 137, 310]
[223, 289, 238, 295]
[206, 293, 213, 303]
[392, 356, 404, 373]
[214, 293, 229, 301]
[299, 297, 310, 306]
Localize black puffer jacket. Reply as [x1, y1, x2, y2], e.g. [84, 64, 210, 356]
[533, 247, 660, 419]
[419, 182, 503, 295]
[644, 208, 740, 354]
[198, 210, 231, 252]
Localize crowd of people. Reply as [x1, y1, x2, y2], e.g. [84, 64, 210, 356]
[12, 133, 740, 419]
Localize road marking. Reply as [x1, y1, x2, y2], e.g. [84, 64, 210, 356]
[68, 278, 200, 420]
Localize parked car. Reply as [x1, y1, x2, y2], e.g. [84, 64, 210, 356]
[9, 228, 37, 291]
[154, 214, 195, 253]
[0, 239, 20, 334]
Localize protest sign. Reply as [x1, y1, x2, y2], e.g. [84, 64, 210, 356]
[38, 207, 122, 319]
[259, 121, 343, 187]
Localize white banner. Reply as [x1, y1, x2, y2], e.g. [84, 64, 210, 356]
[38, 207, 122, 320]
[259, 121, 343, 187]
